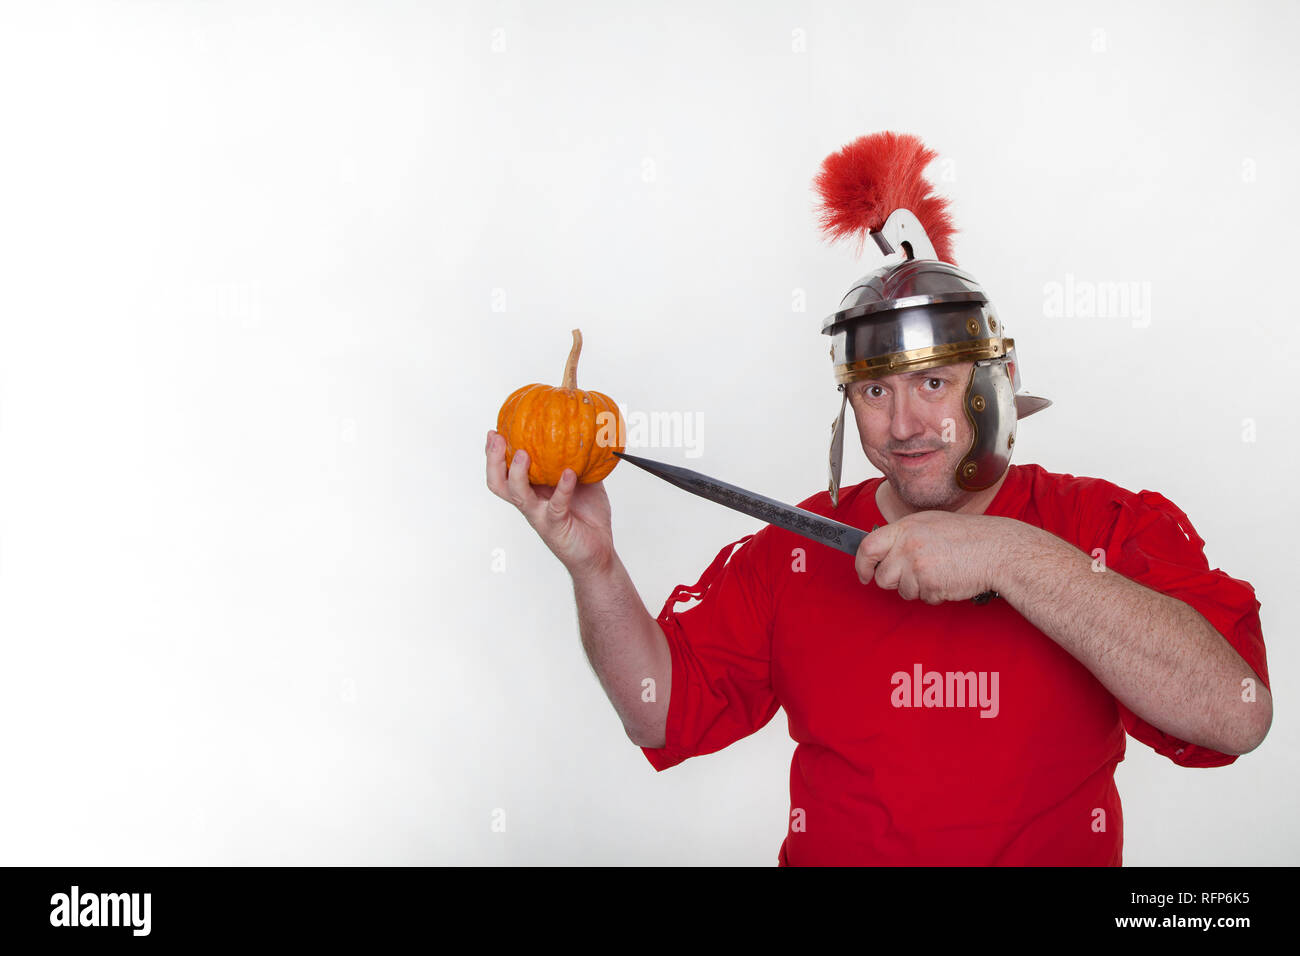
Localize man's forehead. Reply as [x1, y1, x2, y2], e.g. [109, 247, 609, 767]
[852, 363, 972, 386]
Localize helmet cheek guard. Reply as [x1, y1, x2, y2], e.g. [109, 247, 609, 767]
[959, 357, 1016, 491]
[815, 133, 1050, 507]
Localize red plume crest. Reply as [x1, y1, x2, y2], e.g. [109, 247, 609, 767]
[813, 131, 957, 264]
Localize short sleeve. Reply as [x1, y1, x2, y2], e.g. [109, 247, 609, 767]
[641, 531, 780, 772]
[1084, 489, 1269, 768]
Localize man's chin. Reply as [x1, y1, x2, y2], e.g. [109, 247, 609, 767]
[899, 491, 958, 510]
[891, 474, 961, 511]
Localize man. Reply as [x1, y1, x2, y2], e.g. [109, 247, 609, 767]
[484, 132, 1271, 865]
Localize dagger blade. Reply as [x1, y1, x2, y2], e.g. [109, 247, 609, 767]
[612, 450, 998, 604]
[613, 451, 866, 555]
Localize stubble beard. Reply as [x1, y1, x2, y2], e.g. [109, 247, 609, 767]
[873, 444, 965, 511]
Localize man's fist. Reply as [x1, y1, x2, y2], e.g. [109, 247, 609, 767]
[855, 511, 1017, 605]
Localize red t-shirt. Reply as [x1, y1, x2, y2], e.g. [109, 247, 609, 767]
[640, 463, 1269, 865]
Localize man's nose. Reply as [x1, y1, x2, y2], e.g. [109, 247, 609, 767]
[888, 391, 926, 442]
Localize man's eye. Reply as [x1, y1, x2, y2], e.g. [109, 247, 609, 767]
[923, 378, 944, 391]
[864, 385, 884, 398]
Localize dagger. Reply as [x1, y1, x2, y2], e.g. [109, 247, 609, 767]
[612, 451, 997, 605]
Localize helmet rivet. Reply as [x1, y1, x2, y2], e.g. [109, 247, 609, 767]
[966, 318, 980, 336]
[971, 395, 986, 412]
[962, 462, 977, 478]
[1008, 434, 1015, 447]
[989, 318, 998, 332]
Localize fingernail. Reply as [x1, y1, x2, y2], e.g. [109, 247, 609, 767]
[514, 451, 524, 464]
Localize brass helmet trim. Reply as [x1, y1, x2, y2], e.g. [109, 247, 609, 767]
[833, 337, 1011, 386]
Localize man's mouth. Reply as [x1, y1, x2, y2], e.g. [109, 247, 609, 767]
[892, 449, 940, 465]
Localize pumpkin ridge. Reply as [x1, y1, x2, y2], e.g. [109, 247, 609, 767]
[518, 387, 549, 482]
[496, 384, 531, 440]
[528, 390, 556, 485]
[544, 388, 573, 484]
[503, 388, 533, 463]
[573, 396, 597, 478]
[583, 390, 623, 482]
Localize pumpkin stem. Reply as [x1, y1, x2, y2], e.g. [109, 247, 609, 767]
[561, 329, 582, 390]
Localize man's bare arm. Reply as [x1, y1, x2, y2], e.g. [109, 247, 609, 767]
[858, 512, 1271, 755]
[997, 521, 1272, 756]
[486, 430, 669, 747]
[571, 554, 671, 747]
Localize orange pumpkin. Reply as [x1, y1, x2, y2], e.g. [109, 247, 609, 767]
[496, 329, 625, 485]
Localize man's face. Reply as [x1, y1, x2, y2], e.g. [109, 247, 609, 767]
[846, 361, 975, 510]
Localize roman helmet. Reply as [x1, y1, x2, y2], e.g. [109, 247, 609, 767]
[816, 132, 1051, 507]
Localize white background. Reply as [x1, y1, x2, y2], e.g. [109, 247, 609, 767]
[0, 0, 1294, 865]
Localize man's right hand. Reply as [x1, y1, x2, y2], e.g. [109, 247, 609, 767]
[485, 429, 616, 577]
